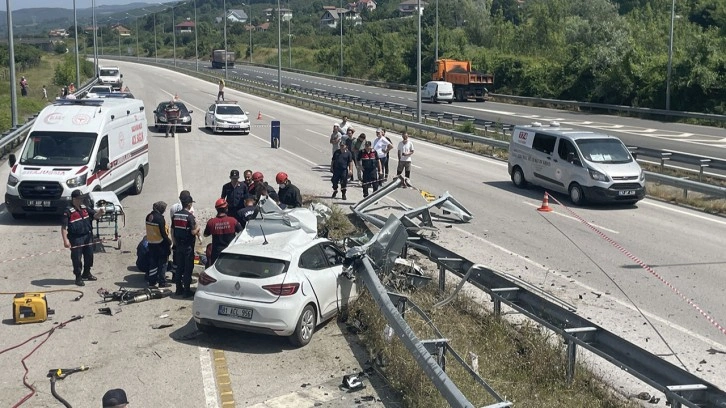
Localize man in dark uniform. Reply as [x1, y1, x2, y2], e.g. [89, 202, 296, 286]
[331, 141, 353, 200]
[276, 172, 303, 208]
[145, 201, 172, 288]
[221, 169, 247, 218]
[61, 189, 105, 286]
[172, 193, 200, 297]
[250, 171, 280, 204]
[204, 199, 243, 265]
[236, 196, 258, 229]
[359, 140, 382, 198]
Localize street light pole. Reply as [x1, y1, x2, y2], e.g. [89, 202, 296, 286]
[339, 0, 343, 76]
[73, 0, 80, 88]
[194, 0, 198, 71]
[172, 4, 177, 67]
[92, 0, 98, 73]
[416, 0, 422, 123]
[288, 18, 291, 68]
[277, 0, 281, 92]
[223, 0, 228, 79]
[249, 3, 252, 63]
[117, 22, 121, 57]
[435, 0, 439, 62]
[153, 12, 158, 62]
[6, 0, 18, 127]
[666, 0, 675, 111]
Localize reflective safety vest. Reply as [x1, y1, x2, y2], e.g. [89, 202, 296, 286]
[145, 210, 168, 244]
[64, 205, 93, 237]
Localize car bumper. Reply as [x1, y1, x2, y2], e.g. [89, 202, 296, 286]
[192, 289, 301, 336]
[5, 193, 70, 215]
[581, 184, 646, 203]
[214, 123, 251, 132]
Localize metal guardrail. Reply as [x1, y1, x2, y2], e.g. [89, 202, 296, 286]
[0, 78, 98, 159]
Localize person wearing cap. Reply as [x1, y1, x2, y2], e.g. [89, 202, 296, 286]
[145, 201, 172, 288]
[102, 388, 129, 407]
[359, 140, 381, 198]
[276, 172, 302, 208]
[172, 194, 200, 297]
[168, 190, 195, 274]
[221, 170, 247, 217]
[236, 196, 259, 229]
[331, 141, 353, 200]
[61, 189, 105, 286]
[204, 199, 242, 266]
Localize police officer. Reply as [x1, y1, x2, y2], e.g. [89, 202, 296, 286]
[221, 170, 247, 218]
[172, 193, 200, 298]
[276, 172, 302, 208]
[359, 140, 381, 198]
[204, 199, 242, 265]
[145, 201, 172, 288]
[164, 99, 180, 138]
[61, 190, 104, 286]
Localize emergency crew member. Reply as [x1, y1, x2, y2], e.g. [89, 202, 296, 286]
[145, 201, 172, 288]
[276, 172, 303, 208]
[221, 169, 247, 217]
[236, 196, 259, 229]
[250, 172, 280, 203]
[172, 194, 199, 298]
[61, 189, 104, 286]
[164, 99, 181, 138]
[168, 190, 195, 274]
[359, 140, 381, 198]
[243, 169, 254, 192]
[204, 199, 243, 265]
[331, 141, 353, 200]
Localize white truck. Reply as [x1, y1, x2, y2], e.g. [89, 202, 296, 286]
[98, 66, 123, 90]
[5, 98, 149, 219]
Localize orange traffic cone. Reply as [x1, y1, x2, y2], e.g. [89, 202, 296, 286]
[537, 192, 553, 212]
[257, 111, 262, 120]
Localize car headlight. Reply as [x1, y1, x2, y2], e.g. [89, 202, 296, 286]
[66, 174, 87, 188]
[7, 174, 19, 187]
[159, 116, 168, 122]
[216, 118, 227, 124]
[242, 119, 249, 124]
[639, 169, 645, 182]
[588, 168, 609, 182]
[182, 117, 191, 123]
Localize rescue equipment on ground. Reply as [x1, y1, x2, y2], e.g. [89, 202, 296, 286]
[13, 293, 54, 324]
[97, 287, 172, 305]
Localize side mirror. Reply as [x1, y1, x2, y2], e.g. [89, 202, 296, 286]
[99, 157, 109, 171]
[245, 111, 250, 115]
[8, 153, 16, 167]
[153, 110, 157, 114]
[120, 74, 124, 78]
[188, 110, 193, 114]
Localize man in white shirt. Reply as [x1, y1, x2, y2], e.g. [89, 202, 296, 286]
[396, 131, 414, 184]
[372, 128, 392, 188]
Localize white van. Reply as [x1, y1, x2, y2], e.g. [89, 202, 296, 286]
[421, 81, 454, 104]
[5, 98, 149, 218]
[508, 122, 645, 205]
[98, 66, 123, 90]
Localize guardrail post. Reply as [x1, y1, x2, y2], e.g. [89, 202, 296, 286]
[660, 152, 672, 172]
[422, 339, 449, 372]
[666, 384, 708, 408]
[438, 264, 446, 295]
[566, 338, 577, 383]
[699, 159, 711, 182]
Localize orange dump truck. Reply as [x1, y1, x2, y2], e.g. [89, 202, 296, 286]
[432, 59, 494, 102]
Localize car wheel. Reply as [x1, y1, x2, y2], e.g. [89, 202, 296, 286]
[289, 304, 316, 347]
[569, 183, 585, 205]
[447, 100, 453, 104]
[10, 212, 26, 220]
[511, 166, 527, 188]
[129, 170, 144, 195]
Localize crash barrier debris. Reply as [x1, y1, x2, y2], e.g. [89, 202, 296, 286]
[348, 186, 726, 407]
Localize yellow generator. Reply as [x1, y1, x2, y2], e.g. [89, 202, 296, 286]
[13, 293, 54, 324]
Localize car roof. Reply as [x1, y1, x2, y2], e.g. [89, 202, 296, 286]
[157, 101, 187, 108]
[516, 124, 621, 141]
[213, 100, 240, 106]
[223, 229, 319, 261]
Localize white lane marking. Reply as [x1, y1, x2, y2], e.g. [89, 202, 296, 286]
[522, 201, 619, 234]
[451, 225, 726, 350]
[639, 199, 726, 226]
[199, 348, 221, 408]
[174, 124, 184, 191]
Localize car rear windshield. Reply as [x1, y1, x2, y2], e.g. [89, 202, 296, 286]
[216, 105, 244, 115]
[215, 253, 289, 279]
[99, 69, 119, 76]
[576, 138, 632, 164]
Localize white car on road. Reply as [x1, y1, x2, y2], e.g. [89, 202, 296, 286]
[204, 101, 251, 134]
[192, 207, 359, 347]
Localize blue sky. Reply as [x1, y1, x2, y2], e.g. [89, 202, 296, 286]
[2, 1, 152, 11]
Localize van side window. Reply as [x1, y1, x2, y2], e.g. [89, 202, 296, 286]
[532, 133, 557, 155]
[557, 139, 578, 163]
[97, 136, 109, 168]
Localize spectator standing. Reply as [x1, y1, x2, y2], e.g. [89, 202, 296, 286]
[204, 199, 242, 265]
[217, 79, 225, 101]
[220, 170, 247, 218]
[383, 129, 393, 180]
[396, 131, 415, 184]
[359, 140, 381, 198]
[42, 85, 48, 100]
[351, 133, 366, 182]
[338, 115, 351, 134]
[329, 124, 343, 170]
[172, 194, 199, 298]
[276, 172, 303, 208]
[164, 99, 181, 138]
[342, 128, 356, 181]
[68, 82, 76, 93]
[372, 128, 392, 187]
[145, 201, 172, 288]
[20, 76, 29, 96]
[331, 141, 353, 200]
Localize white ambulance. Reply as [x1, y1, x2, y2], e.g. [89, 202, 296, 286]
[5, 98, 149, 218]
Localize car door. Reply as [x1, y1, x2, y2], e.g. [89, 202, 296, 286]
[530, 133, 561, 190]
[206, 104, 215, 126]
[321, 243, 359, 305]
[298, 244, 338, 318]
[421, 83, 431, 100]
[556, 138, 583, 188]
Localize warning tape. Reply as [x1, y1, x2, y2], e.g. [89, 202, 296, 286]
[545, 192, 726, 337]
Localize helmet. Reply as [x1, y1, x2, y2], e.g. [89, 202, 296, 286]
[275, 172, 288, 184]
[214, 198, 228, 209]
[252, 172, 264, 182]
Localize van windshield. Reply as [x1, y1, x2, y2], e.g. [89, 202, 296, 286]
[99, 69, 119, 76]
[20, 132, 97, 166]
[576, 138, 632, 164]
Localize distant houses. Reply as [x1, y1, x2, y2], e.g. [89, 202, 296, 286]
[320, 6, 362, 29]
[175, 20, 196, 34]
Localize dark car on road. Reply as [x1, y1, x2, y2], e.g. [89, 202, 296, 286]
[153, 101, 193, 132]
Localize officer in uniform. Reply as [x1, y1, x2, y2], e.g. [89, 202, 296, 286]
[164, 99, 181, 138]
[61, 190, 105, 286]
[145, 201, 172, 288]
[204, 199, 242, 265]
[172, 193, 200, 297]
[220, 170, 247, 219]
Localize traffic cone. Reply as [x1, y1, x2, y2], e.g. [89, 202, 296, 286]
[537, 192, 553, 212]
[257, 111, 262, 120]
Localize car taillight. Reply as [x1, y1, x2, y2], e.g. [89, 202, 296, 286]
[262, 283, 299, 296]
[198, 271, 217, 286]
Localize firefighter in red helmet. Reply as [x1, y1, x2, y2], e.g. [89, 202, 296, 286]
[276, 172, 302, 209]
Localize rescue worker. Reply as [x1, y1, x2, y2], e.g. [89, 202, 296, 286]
[164, 99, 181, 138]
[168, 190, 195, 274]
[250, 171, 280, 203]
[243, 169, 254, 193]
[204, 199, 242, 265]
[145, 201, 172, 288]
[61, 189, 105, 286]
[236, 196, 259, 229]
[359, 140, 381, 198]
[276, 172, 303, 208]
[172, 193, 200, 298]
[220, 169, 247, 218]
[331, 141, 353, 200]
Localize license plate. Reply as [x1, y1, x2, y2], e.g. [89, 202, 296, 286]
[229, 124, 240, 129]
[218, 305, 252, 319]
[618, 190, 635, 196]
[27, 200, 51, 207]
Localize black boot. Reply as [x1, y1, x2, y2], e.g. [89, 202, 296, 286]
[183, 286, 194, 298]
[175, 285, 183, 296]
[75, 275, 85, 286]
[341, 190, 347, 201]
[81, 272, 97, 281]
